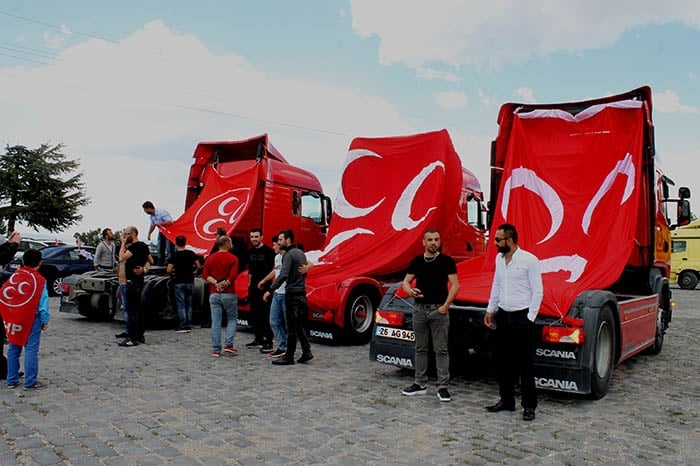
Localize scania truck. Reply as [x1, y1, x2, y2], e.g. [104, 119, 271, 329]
[370, 87, 691, 398]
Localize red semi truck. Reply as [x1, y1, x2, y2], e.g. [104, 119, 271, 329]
[62, 130, 488, 339]
[300, 130, 486, 342]
[60, 134, 333, 326]
[370, 87, 691, 398]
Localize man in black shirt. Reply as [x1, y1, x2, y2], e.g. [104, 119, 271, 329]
[118, 226, 153, 347]
[400, 229, 459, 402]
[246, 228, 275, 352]
[167, 235, 201, 333]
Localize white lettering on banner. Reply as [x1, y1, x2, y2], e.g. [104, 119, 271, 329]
[535, 348, 577, 359]
[535, 377, 579, 391]
[309, 330, 334, 340]
[4, 322, 22, 335]
[376, 354, 413, 367]
[582, 152, 635, 234]
[193, 188, 251, 240]
[392, 161, 444, 231]
[334, 149, 385, 218]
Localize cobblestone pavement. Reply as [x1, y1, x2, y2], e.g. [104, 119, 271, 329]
[1, 288, 699, 465]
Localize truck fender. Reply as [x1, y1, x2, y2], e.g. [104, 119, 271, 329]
[571, 290, 621, 365]
[335, 276, 384, 329]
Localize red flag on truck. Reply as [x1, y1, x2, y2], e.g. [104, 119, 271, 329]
[456, 100, 644, 317]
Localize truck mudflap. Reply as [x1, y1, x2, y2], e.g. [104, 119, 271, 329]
[532, 338, 591, 395]
[369, 332, 415, 368]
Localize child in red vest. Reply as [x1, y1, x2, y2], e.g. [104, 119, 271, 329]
[0, 248, 50, 390]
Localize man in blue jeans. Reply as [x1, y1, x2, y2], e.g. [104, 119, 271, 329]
[260, 235, 288, 358]
[400, 229, 459, 402]
[1, 248, 50, 390]
[203, 236, 239, 356]
[167, 235, 201, 333]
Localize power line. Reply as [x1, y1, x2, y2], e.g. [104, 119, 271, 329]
[0, 51, 52, 66]
[0, 10, 119, 44]
[178, 105, 354, 138]
[0, 44, 58, 61]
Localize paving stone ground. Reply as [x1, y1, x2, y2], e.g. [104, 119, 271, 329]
[1, 287, 699, 465]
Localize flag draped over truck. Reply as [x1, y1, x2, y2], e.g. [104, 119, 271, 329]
[305, 129, 464, 312]
[160, 163, 261, 255]
[455, 100, 645, 317]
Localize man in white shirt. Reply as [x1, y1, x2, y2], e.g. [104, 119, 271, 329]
[484, 223, 543, 421]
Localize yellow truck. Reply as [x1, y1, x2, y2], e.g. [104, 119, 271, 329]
[671, 219, 700, 289]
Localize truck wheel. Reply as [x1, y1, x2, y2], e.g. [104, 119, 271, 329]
[644, 283, 669, 355]
[141, 278, 177, 329]
[590, 304, 615, 399]
[343, 288, 378, 344]
[46, 276, 63, 297]
[678, 271, 698, 290]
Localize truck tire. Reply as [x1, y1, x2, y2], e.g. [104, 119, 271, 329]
[644, 283, 670, 355]
[343, 287, 379, 344]
[678, 271, 698, 290]
[590, 304, 615, 399]
[141, 277, 177, 329]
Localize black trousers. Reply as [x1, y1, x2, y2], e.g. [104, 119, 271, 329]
[248, 286, 273, 344]
[493, 309, 537, 409]
[126, 281, 145, 341]
[283, 292, 311, 360]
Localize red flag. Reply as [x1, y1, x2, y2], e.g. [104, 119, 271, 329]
[456, 101, 644, 317]
[0, 267, 46, 346]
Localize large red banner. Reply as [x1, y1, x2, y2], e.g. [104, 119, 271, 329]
[160, 164, 261, 255]
[456, 101, 644, 317]
[305, 129, 464, 311]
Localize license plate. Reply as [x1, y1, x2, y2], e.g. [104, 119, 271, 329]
[375, 325, 415, 342]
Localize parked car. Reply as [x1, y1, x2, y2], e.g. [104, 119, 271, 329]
[3, 245, 96, 296]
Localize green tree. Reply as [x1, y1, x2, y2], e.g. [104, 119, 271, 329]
[0, 143, 89, 233]
[73, 228, 102, 247]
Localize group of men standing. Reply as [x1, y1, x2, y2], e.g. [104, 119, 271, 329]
[401, 224, 543, 421]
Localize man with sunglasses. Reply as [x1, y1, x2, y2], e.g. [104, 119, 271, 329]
[484, 223, 543, 421]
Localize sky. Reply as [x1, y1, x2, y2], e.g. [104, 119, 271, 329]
[1, 0, 699, 244]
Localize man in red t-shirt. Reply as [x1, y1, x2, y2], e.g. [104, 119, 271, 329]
[203, 236, 239, 357]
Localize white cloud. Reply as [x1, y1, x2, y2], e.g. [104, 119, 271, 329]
[654, 89, 699, 114]
[513, 87, 535, 103]
[43, 31, 67, 49]
[0, 20, 415, 238]
[416, 67, 461, 82]
[350, 0, 700, 70]
[477, 88, 497, 109]
[434, 91, 468, 110]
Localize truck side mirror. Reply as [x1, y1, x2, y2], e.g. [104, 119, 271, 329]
[679, 187, 691, 199]
[677, 199, 691, 226]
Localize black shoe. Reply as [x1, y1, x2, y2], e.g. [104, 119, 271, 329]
[260, 344, 274, 354]
[137, 336, 146, 344]
[118, 339, 137, 347]
[272, 358, 294, 365]
[523, 408, 536, 421]
[245, 339, 263, 348]
[297, 352, 314, 364]
[485, 400, 516, 412]
[115, 332, 128, 338]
